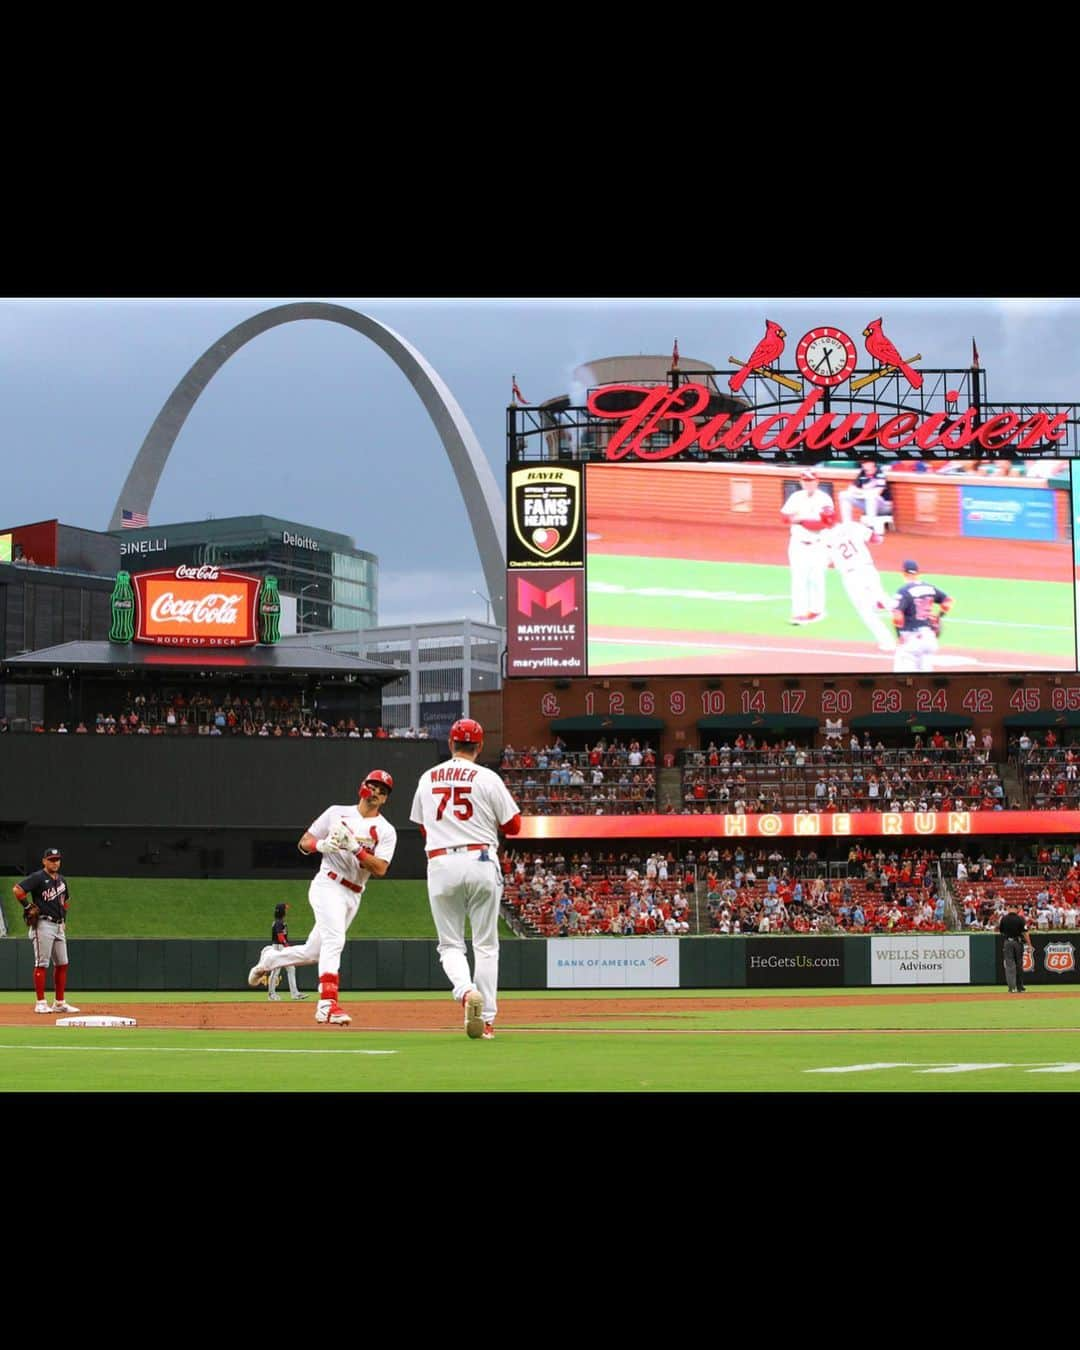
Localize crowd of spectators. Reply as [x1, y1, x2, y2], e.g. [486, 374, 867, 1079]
[501, 848, 693, 936]
[680, 728, 1009, 815]
[1013, 729, 1080, 808]
[0, 692, 430, 740]
[498, 738, 660, 815]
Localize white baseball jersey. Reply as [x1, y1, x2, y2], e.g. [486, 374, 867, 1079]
[308, 803, 398, 891]
[410, 757, 520, 853]
[781, 487, 833, 542]
[826, 520, 877, 575]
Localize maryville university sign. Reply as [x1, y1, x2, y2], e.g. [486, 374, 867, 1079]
[110, 566, 280, 647]
[585, 320, 1069, 460]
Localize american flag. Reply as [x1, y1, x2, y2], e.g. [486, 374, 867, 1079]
[121, 508, 148, 529]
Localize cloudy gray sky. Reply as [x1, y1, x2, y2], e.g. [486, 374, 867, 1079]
[1, 296, 1076, 624]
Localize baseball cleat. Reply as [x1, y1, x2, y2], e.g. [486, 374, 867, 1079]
[790, 615, 812, 625]
[292, 993, 309, 1001]
[482, 1022, 495, 1040]
[34, 1000, 50, 1014]
[463, 989, 484, 1039]
[314, 999, 351, 1025]
[268, 992, 281, 1001]
[51, 1001, 80, 1013]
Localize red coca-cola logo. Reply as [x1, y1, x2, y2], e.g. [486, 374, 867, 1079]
[586, 384, 1069, 461]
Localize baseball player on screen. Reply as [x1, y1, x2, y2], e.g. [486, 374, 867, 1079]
[891, 560, 952, 672]
[780, 469, 835, 623]
[248, 771, 398, 1025]
[410, 718, 521, 1041]
[13, 847, 80, 1013]
[839, 459, 889, 537]
[824, 519, 896, 652]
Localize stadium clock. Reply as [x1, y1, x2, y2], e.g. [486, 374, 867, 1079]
[795, 327, 858, 388]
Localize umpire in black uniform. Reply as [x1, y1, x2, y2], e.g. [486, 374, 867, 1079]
[999, 901, 1034, 993]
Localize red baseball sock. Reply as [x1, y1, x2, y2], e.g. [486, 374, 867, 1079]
[54, 965, 68, 1000]
[34, 968, 46, 1000]
[318, 972, 340, 1003]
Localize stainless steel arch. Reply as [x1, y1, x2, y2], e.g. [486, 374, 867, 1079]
[107, 301, 507, 626]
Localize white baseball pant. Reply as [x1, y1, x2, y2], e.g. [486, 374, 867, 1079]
[427, 852, 501, 1024]
[893, 626, 938, 672]
[789, 537, 826, 617]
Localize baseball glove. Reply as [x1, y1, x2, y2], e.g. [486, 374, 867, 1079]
[23, 903, 40, 927]
[327, 822, 358, 851]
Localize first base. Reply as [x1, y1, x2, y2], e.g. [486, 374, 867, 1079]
[55, 1015, 137, 1028]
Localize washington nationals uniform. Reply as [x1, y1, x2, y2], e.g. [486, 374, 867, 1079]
[266, 902, 307, 1001]
[839, 461, 889, 533]
[892, 561, 952, 672]
[825, 520, 895, 651]
[780, 471, 834, 623]
[13, 847, 79, 1013]
[248, 771, 397, 1025]
[410, 718, 520, 1040]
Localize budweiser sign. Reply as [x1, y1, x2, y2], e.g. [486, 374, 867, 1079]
[586, 384, 1069, 461]
[133, 567, 260, 646]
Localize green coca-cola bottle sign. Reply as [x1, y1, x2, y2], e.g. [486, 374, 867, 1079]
[259, 574, 281, 644]
[110, 571, 135, 643]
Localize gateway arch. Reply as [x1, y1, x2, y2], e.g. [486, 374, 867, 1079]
[108, 301, 507, 626]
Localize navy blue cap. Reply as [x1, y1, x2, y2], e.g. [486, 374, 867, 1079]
[43, 848, 61, 859]
[902, 560, 919, 573]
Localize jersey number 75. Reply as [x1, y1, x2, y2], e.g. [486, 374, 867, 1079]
[433, 785, 473, 820]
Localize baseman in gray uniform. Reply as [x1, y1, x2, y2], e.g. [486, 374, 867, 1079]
[13, 847, 80, 1013]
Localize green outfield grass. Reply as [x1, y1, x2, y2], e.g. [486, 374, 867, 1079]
[586, 554, 1074, 665]
[0, 877, 514, 939]
[0, 986, 1077, 1091]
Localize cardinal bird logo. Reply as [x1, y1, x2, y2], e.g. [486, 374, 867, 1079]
[728, 320, 786, 393]
[862, 317, 923, 389]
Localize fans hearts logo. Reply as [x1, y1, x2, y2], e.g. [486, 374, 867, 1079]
[1044, 942, 1076, 974]
[509, 467, 581, 565]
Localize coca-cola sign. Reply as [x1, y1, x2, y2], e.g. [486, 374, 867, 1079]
[586, 384, 1069, 461]
[133, 568, 260, 646]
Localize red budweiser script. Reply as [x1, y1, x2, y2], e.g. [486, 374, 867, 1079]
[586, 384, 1069, 460]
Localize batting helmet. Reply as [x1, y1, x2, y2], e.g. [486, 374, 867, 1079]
[361, 769, 394, 794]
[449, 717, 484, 747]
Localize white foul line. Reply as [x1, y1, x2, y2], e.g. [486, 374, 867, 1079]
[0, 1044, 396, 1056]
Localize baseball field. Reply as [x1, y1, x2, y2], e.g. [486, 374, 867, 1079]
[1, 986, 1078, 1091]
[4, 878, 1078, 1092]
[585, 546, 1075, 676]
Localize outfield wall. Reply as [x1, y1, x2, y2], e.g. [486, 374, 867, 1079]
[1, 933, 1077, 991]
[0, 737, 439, 879]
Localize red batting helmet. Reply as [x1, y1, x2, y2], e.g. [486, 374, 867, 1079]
[360, 769, 394, 794]
[449, 717, 484, 747]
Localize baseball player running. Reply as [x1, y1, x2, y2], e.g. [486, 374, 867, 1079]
[891, 560, 952, 672]
[825, 519, 896, 652]
[248, 771, 398, 1025]
[780, 469, 835, 623]
[410, 718, 521, 1041]
[839, 459, 889, 536]
[266, 901, 308, 1001]
[13, 847, 80, 1013]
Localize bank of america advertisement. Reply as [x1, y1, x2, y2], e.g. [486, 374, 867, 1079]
[870, 935, 971, 984]
[546, 938, 680, 987]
